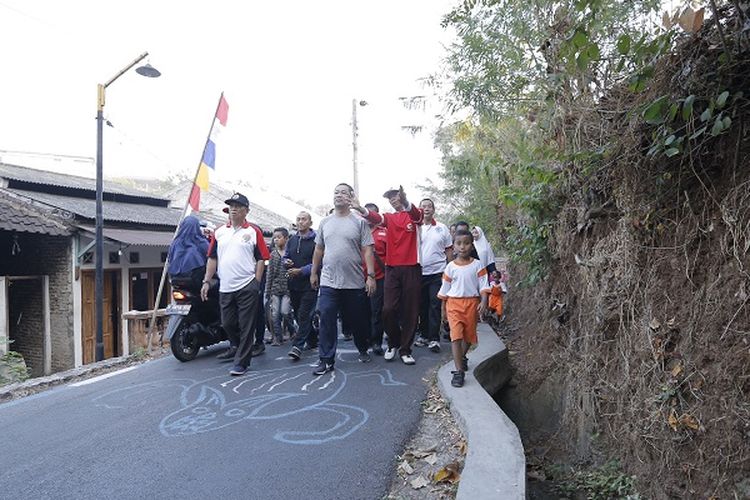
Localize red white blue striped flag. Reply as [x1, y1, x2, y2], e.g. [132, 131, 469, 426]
[188, 94, 228, 211]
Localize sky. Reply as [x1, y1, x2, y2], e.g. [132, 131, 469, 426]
[0, 0, 458, 213]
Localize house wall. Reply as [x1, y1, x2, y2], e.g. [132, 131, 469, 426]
[1, 230, 170, 372]
[0, 231, 73, 373]
[77, 235, 169, 358]
[7, 279, 44, 377]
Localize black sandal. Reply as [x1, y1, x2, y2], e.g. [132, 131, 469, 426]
[451, 370, 465, 387]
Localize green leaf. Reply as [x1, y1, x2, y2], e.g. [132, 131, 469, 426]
[643, 97, 667, 124]
[616, 35, 631, 55]
[668, 103, 679, 121]
[716, 91, 729, 108]
[628, 77, 645, 93]
[711, 116, 724, 136]
[700, 108, 712, 122]
[664, 134, 676, 146]
[722, 116, 732, 129]
[665, 147, 680, 157]
[586, 43, 600, 60]
[571, 30, 588, 49]
[682, 95, 695, 121]
[576, 52, 590, 70]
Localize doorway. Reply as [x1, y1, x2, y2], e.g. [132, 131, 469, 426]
[81, 270, 121, 364]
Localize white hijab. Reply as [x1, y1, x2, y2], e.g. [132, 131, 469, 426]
[472, 226, 495, 269]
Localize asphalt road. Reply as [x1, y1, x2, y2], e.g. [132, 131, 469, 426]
[0, 340, 445, 500]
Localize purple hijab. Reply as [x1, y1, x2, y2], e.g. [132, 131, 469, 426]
[168, 216, 209, 276]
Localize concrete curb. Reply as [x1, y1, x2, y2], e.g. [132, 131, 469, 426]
[0, 355, 148, 402]
[437, 323, 526, 499]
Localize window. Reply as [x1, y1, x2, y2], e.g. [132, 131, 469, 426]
[109, 251, 120, 264]
[130, 269, 170, 311]
[129, 252, 140, 264]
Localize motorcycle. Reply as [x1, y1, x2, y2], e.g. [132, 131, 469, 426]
[165, 275, 226, 362]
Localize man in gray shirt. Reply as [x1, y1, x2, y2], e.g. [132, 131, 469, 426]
[310, 183, 376, 375]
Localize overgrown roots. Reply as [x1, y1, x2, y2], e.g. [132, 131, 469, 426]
[512, 6, 750, 498]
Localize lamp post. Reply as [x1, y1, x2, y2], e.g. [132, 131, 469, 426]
[95, 52, 160, 361]
[351, 98, 367, 195]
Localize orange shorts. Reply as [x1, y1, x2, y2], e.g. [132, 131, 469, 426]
[446, 297, 480, 344]
[489, 290, 503, 316]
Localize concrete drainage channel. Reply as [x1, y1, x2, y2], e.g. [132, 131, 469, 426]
[437, 324, 526, 499]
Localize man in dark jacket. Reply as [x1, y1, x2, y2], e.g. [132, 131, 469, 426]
[284, 211, 318, 360]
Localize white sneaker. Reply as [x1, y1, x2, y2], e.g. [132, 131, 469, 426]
[384, 347, 397, 361]
[401, 354, 416, 365]
[428, 341, 441, 353]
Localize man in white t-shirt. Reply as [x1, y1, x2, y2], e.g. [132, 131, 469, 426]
[416, 198, 453, 352]
[201, 192, 270, 376]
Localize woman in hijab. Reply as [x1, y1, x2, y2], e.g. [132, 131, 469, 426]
[471, 226, 497, 275]
[168, 215, 210, 289]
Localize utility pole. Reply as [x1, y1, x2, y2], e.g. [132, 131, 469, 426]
[351, 99, 367, 195]
[351, 98, 359, 195]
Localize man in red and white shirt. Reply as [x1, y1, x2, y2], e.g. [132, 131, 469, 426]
[416, 198, 453, 353]
[201, 192, 270, 376]
[352, 186, 423, 364]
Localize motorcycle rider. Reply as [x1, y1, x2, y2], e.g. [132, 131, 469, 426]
[168, 215, 209, 291]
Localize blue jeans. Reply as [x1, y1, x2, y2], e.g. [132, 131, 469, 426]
[267, 294, 296, 342]
[317, 287, 369, 363]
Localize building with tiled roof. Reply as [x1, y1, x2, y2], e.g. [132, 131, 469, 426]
[162, 181, 294, 234]
[0, 162, 297, 378]
[0, 163, 178, 376]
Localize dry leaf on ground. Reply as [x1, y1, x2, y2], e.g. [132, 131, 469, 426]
[400, 461, 415, 475]
[424, 403, 443, 414]
[434, 462, 461, 483]
[410, 476, 430, 489]
[668, 410, 679, 431]
[679, 413, 700, 431]
[458, 440, 468, 455]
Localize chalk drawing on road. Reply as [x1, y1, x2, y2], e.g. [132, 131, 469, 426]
[92, 366, 405, 445]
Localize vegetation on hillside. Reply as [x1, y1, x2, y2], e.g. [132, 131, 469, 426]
[431, 0, 750, 496]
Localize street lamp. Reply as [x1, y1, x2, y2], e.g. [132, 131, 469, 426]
[351, 98, 367, 195]
[95, 52, 160, 362]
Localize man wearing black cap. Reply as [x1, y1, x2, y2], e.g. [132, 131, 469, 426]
[351, 186, 423, 365]
[201, 192, 270, 375]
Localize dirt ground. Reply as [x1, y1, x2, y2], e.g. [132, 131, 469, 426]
[385, 367, 466, 500]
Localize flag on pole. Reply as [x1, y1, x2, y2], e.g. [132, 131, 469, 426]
[188, 94, 229, 212]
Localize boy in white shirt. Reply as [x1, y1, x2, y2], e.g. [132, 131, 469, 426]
[437, 229, 490, 387]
